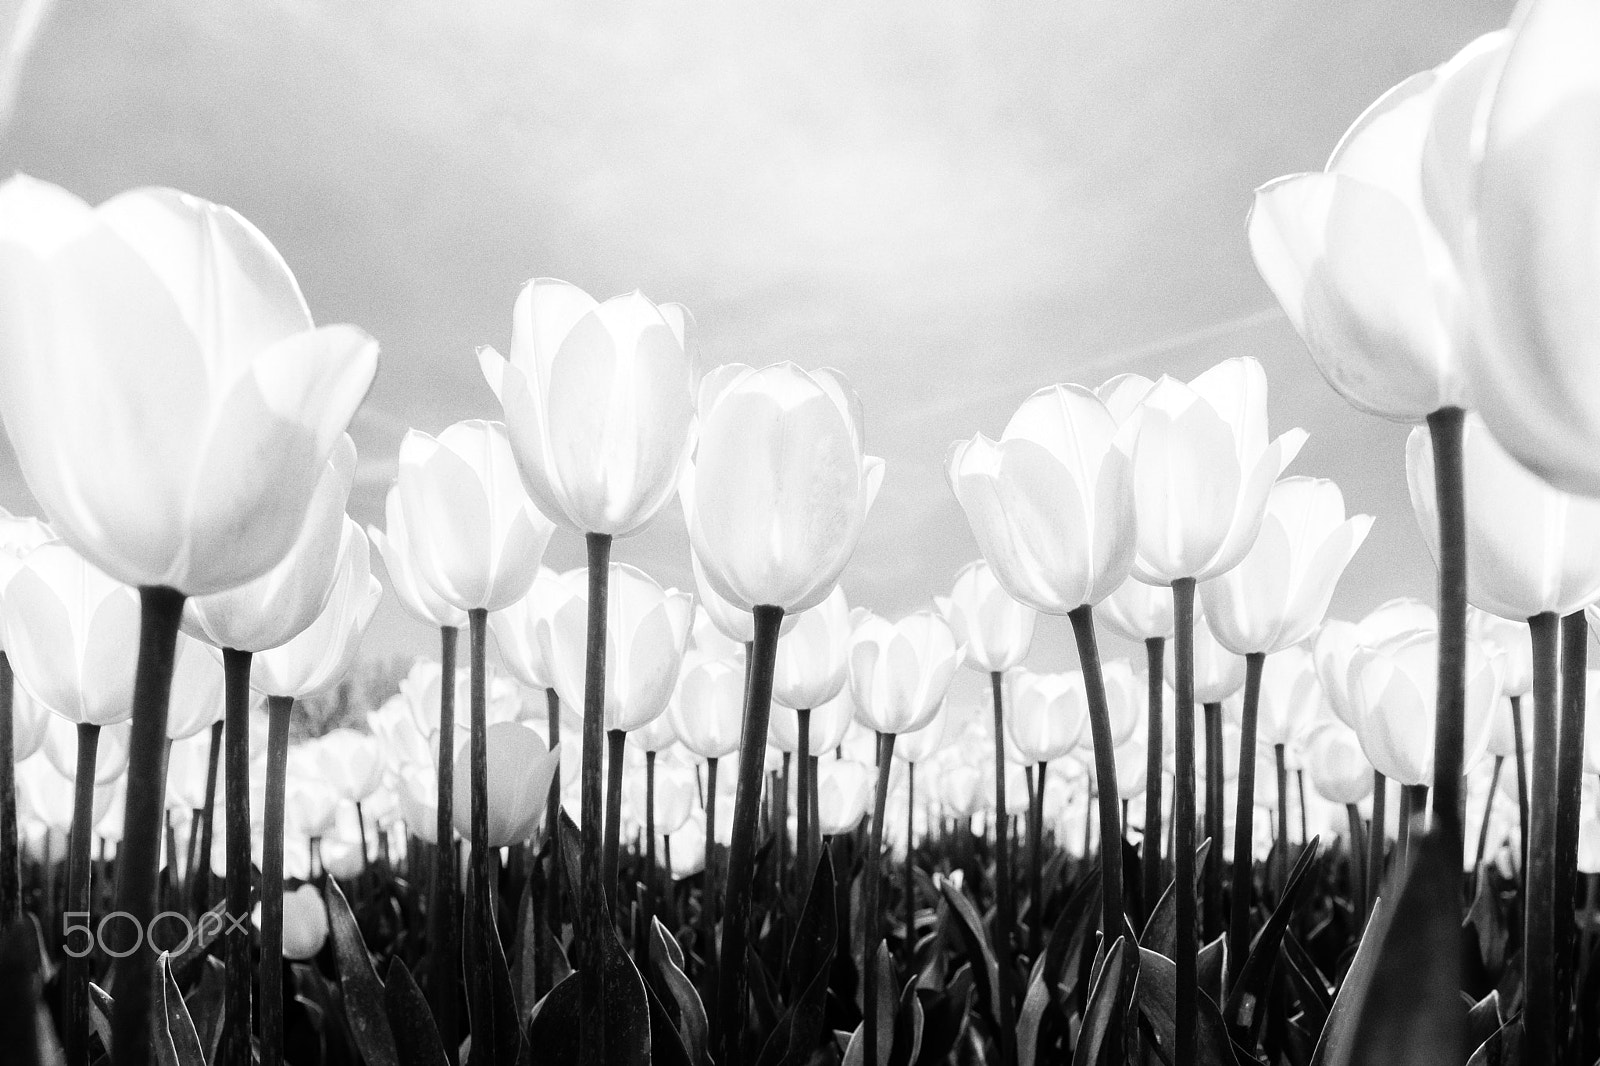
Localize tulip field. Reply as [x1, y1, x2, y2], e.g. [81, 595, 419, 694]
[5, 3, 1600, 1066]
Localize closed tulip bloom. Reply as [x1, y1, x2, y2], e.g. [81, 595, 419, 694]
[450, 722, 560, 848]
[2, 542, 221, 727]
[1408, 414, 1600, 619]
[1348, 629, 1499, 786]
[894, 702, 952, 765]
[668, 651, 747, 761]
[948, 385, 1135, 613]
[397, 420, 554, 613]
[488, 567, 563, 690]
[1096, 574, 1175, 643]
[941, 763, 988, 818]
[1100, 660, 1144, 745]
[1168, 612, 1248, 705]
[815, 757, 874, 836]
[1253, 646, 1324, 748]
[1005, 672, 1089, 765]
[1248, 34, 1506, 422]
[251, 521, 381, 699]
[848, 610, 963, 736]
[771, 586, 851, 712]
[1314, 598, 1437, 729]
[1119, 359, 1307, 584]
[534, 563, 694, 735]
[478, 279, 697, 536]
[1471, 609, 1533, 700]
[681, 363, 884, 614]
[186, 435, 358, 653]
[688, 551, 799, 644]
[1199, 478, 1372, 655]
[628, 711, 679, 754]
[635, 753, 697, 836]
[1114, 738, 1148, 801]
[369, 485, 466, 630]
[935, 560, 1038, 672]
[10, 683, 49, 763]
[42, 717, 131, 784]
[315, 729, 384, 805]
[0, 177, 378, 594]
[275, 885, 330, 962]
[1304, 721, 1375, 807]
[1467, 2, 1600, 495]
[769, 688, 856, 756]
[0, 508, 53, 602]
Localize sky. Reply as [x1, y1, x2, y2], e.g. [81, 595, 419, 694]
[0, 0, 1520, 706]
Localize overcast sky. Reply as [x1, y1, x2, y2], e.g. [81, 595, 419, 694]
[0, 0, 1518, 705]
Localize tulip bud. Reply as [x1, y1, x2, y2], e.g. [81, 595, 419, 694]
[771, 587, 852, 712]
[1471, 609, 1533, 700]
[1254, 646, 1324, 749]
[948, 385, 1135, 613]
[936, 561, 1037, 673]
[769, 688, 856, 756]
[848, 610, 963, 736]
[1005, 671, 1088, 765]
[1171, 613, 1247, 705]
[668, 651, 746, 761]
[1304, 720, 1374, 806]
[1118, 359, 1306, 584]
[479, 280, 698, 537]
[369, 485, 467, 630]
[681, 363, 883, 613]
[1199, 478, 1372, 655]
[487, 567, 564, 691]
[259, 884, 329, 962]
[893, 702, 952, 765]
[1408, 414, 1600, 619]
[450, 722, 560, 848]
[315, 728, 384, 805]
[815, 757, 873, 836]
[250, 521, 382, 699]
[0, 177, 379, 594]
[1096, 575, 1175, 643]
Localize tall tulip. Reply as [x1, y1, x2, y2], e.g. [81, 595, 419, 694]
[947, 381, 1139, 1006]
[0, 507, 50, 925]
[677, 361, 881, 1061]
[449, 722, 560, 847]
[771, 586, 851, 878]
[1117, 356, 1303, 1053]
[0, 176, 378, 1066]
[250, 520, 380, 1066]
[480, 280, 697, 1061]
[936, 560, 1037, 673]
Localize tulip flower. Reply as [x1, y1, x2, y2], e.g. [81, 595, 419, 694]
[935, 560, 1038, 673]
[815, 757, 873, 837]
[848, 610, 962, 738]
[449, 722, 560, 848]
[771, 586, 852, 713]
[1115, 356, 1303, 1048]
[0, 177, 378, 1066]
[369, 484, 468, 632]
[1005, 672, 1088, 766]
[0, 508, 53, 923]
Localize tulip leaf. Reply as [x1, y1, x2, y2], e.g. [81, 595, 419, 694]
[1140, 838, 1210, 960]
[1319, 833, 1467, 1066]
[89, 982, 115, 1058]
[526, 972, 581, 1061]
[0, 918, 64, 1066]
[463, 873, 526, 1066]
[1465, 867, 1509, 978]
[888, 978, 924, 1066]
[1465, 1018, 1522, 1066]
[938, 878, 1001, 1030]
[325, 877, 400, 1066]
[1308, 897, 1387, 1066]
[913, 967, 972, 1066]
[1280, 934, 1331, 1041]
[651, 918, 709, 1065]
[756, 850, 838, 1066]
[183, 956, 227, 1066]
[383, 957, 449, 1066]
[644, 975, 693, 1066]
[1196, 935, 1227, 1005]
[1224, 835, 1321, 1048]
[1070, 936, 1135, 1066]
[1465, 990, 1502, 1053]
[598, 924, 651, 1066]
[169, 900, 228, 988]
[1015, 964, 1052, 1066]
[1134, 946, 1243, 1066]
[154, 953, 206, 1066]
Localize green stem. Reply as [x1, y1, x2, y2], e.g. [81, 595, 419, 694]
[578, 536, 612, 1066]
[603, 729, 625, 901]
[716, 604, 783, 1065]
[1275, 743, 1289, 895]
[260, 695, 293, 1066]
[109, 586, 185, 1066]
[468, 609, 494, 1051]
[1066, 607, 1126, 944]
[1475, 756, 1503, 874]
[221, 650, 254, 1066]
[433, 624, 460, 1064]
[1367, 770, 1386, 914]
[1143, 637, 1165, 923]
[1511, 695, 1529, 879]
[1203, 701, 1223, 941]
[65, 722, 101, 1066]
[1170, 577, 1198, 1066]
[1555, 610, 1587, 1052]
[1526, 610, 1560, 1066]
[905, 760, 916, 965]
[1346, 803, 1365, 924]
[1030, 760, 1047, 962]
[863, 731, 897, 1066]
[702, 755, 719, 975]
[1228, 652, 1265, 987]
[796, 708, 812, 885]
[0, 654, 18, 927]
[643, 749, 656, 968]
[193, 719, 222, 914]
[544, 686, 561, 951]
[989, 671, 1019, 1066]
[1426, 407, 1468, 861]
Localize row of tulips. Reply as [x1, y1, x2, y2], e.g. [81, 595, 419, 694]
[3, 0, 1600, 1062]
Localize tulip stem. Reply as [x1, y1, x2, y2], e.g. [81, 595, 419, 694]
[467, 607, 496, 1048]
[1066, 607, 1126, 946]
[65, 722, 101, 1066]
[1475, 756, 1503, 874]
[1275, 744, 1290, 896]
[1228, 651, 1265, 989]
[579, 533, 612, 1066]
[259, 695, 293, 1066]
[702, 755, 719, 974]
[1555, 610, 1587, 1053]
[1367, 770, 1386, 914]
[807, 754, 821, 877]
[193, 719, 223, 913]
[1527, 610, 1560, 1066]
[220, 650, 254, 1066]
[863, 731, 898, 1066]
[1029, 760, 1048, 961]
[1511, 695, 1529, 878]
[0, 653, 18, 926]
[1203, 701, 1224, 941]
[1426, 407, 1468, 867]
[988, 670, 1019, 1066]
[603, 730, 625, 902]
[1169, 579, 1198, 1065]
[716, 604, 784, 1065]
[429, 625, 461, 1063]
[796, 708, 812, 884]
[1346, 803, 1365, 923]
[544, 686, 561, 952]
[109, 585, 185, 1066]
[905, 760, 916, 965]
[1143, 636, 1165, 923]
[643, 749, 656, 967]
[1396, 785, 1417, 870]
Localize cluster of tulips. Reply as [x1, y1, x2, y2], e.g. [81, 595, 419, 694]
[4, 1, 1600, 1064]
